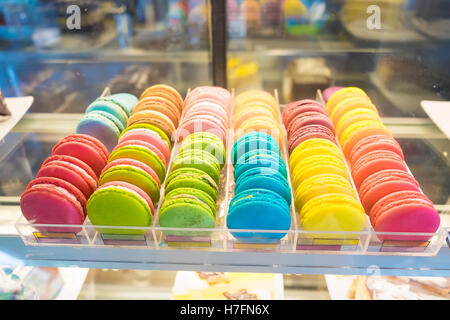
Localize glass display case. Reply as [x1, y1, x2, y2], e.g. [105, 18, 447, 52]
[0, 0, 449, 300]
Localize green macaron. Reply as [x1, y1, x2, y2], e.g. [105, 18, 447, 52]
[179, 132, 226, 169]
[109, 145, 167, 182]
[164, 168, 219, 202]
[171, 149, 221, 184]
[159, 197, 216, 236]
[164, 187, 217, 216]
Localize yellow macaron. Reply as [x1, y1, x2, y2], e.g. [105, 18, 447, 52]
[335, 107, 380, 138]
[289, 138, 344, 174]
[294, 173, 356, 210]
[326, 87, 369, 114]
[291, 154, 349, 189]
[236, 115, 284, 147]
[234, 105, 278, 129]
[329, 96, 377, 125]
[299, 193, 366, 233]
[235, 90, 278, 113]
[234, 100, 280, 120]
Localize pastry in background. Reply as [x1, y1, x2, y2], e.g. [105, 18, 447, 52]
[241, 0, 261, 34]
[283, 58, 332, 103]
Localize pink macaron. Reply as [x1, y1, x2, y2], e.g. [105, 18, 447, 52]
[358, 169, 421, 215]
[182, 101, 229, 125]
[370, 190, 441, 241]
[286, 111, 336, 137]
[288, 124, 336, 154]
[322, 86, 345, 102]
[184, 86, 231, 111]
[349, 135, 404, 168]
[38, 155, 98, 198]
[112, 139, 167, 167]
[177, 115, 227, 143]
[351, 150, 408, 189]
[282, 99, 328, 129]
[20, 177, 87, 233]
[118, 128, 171, 164]
[52, 134, 110, 178]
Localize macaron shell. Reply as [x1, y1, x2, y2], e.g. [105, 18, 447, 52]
[104, 93, 139, 116]
[235, 90, 278, 113]
[288, 125, 336, 154]
[52, 134, 109, 178]
[349, 135, 404, 167]
[289, 144, 344, 174]
[287, 111, 336, 137]
[87, 185, 153, 235]
[322, 87, 344, 102]
[132, 97, 180, 127]
[118, 128, 171, 164]
[234, 106, 276, 129]
[114, 139, 167, 167]
[172, 150, 221, 183]
[231, 132, 280, 165]
[165, 187, 217, 216]
[140, 84, 184, 113]
[282, 100, 327, 127]
[21, 186, 85, 233]
[236, 117, 284, 147]
[127, 110, 176, 140]
[326, 87, 369, 114]
[177, 117, 226, 144]
[330, 97, 377, 124]
[120, 123, 171, 150]
[109, 145, 167, 183]
[76, 113, 121, 152]
[86, 100, 128, 128]
[335, 108, 380, 138]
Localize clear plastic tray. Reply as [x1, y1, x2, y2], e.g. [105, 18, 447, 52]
[15, 88, 448, 257]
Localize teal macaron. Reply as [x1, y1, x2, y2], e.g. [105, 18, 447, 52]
[227, 188, 291, 241]
[98, 93, 138, 117]
[231, 132, 281, 165]
[86, 99, 129, 129]
[235, 167, 292, 205]
[234, 149, 287, 182]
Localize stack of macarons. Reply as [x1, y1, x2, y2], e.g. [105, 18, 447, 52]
[227, 132, 292, 241]
[326, 87, 440, 238]
[159, 132, 225, 233]
[127, 84, 184, 142]
[20, 134, 110, 232]
[77, 93, 138, 152]
[282, 100, 366, 234]
[233, 90, 284, 147]
[85, 84, 183, 234]
[176, 86, 232, 144]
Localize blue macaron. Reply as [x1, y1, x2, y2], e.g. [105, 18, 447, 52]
[76, 110, 122, 152]
[85, 99, 128, 129]
[99, 93, 138, 117]
[227, 188, 291, 241]
[231, 132, 281, 165]
[234, 149, 287, 182]
[235, 167, 292, 205]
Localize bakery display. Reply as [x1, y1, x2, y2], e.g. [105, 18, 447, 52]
[325, 87, 441, 239]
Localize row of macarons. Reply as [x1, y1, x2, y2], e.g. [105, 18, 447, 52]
[323, 87, 440, 238]
[228, 89, 292, 240]
[282, 100, 366, 234]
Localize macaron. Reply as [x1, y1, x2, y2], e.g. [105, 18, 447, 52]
[164, 187, 217, 216]
[349, 135, 404, 168]
[76, 110, 123, 152]
[330, 97, 377, 125]
[286, 111, 336, 137]
[164, 168, 219, 202]
[235, 116, 284, 147]
[184, 86, 231, 113]
[351, 150, 408, 189]
[291, 154, 349, 189]
[234, 149, 287, 182]
[159, 194, 216, 235]
[85, 99, 128, 129]
[288, 124, 336, 154]
[235, 90, 278, 114]
[282, 99, 327, 129]
[20, 177, 87, 233]
[127, 110, 176, 141]
[335, 107, 380, 138]
[235, 167, 292, 205]
[231, 132, 280, 165]
[295, 173, 355, 210]
[340, 120, 392, 158]
[179, 132, 226, 169]
[132, 96, 181, 127]
[171, 149, 221, 184]
[289, 138, 344, 174]
[183, 100, 229, 125]
[52, 134, 109, 178]
[177, 114, 227, 144]
[38, 155, 98, 198]
[87, 181, 154, 235]
[369, 190, 440, 241]
[358, 169, 421, 215]
[99, 158, 161, 204]
[227, 188, 291, 241]
[108, 141, 166, 183]
[120, 123, 171, 150]
[118, 127, 171, 165]
[98, 93, 138, 117]
[140, 84, 184, 114]
[326, 87, 369, 114]
[234, 103, 279, 128]
[299, 193, 366, 233]
[322, 86, 344, 102]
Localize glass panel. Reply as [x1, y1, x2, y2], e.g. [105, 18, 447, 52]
[0, 0, 213, 112]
